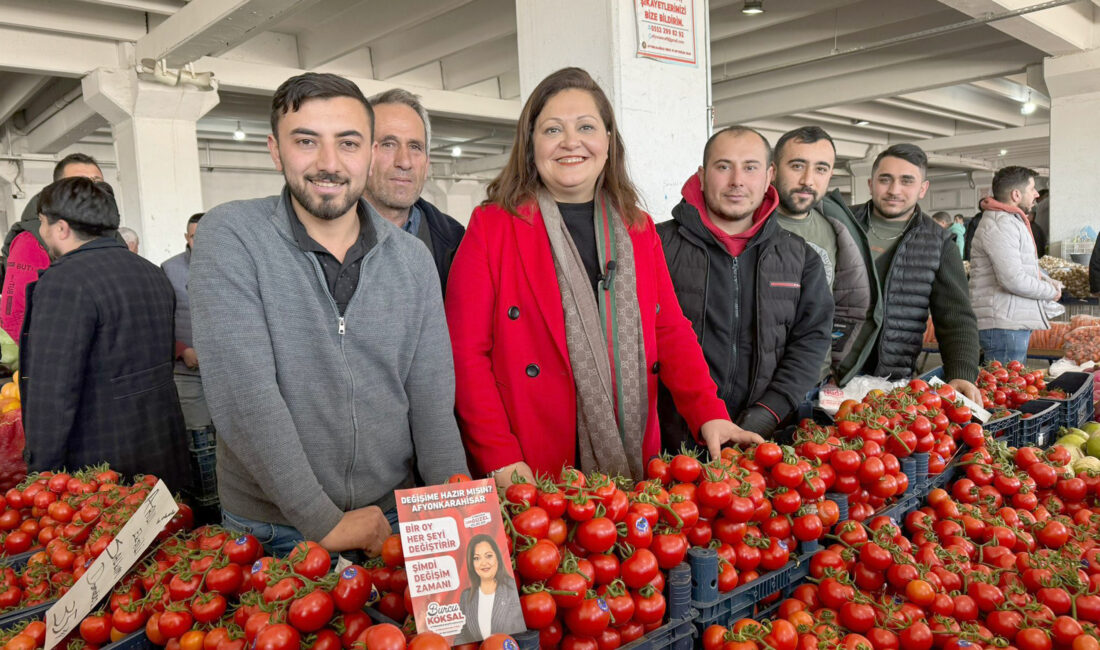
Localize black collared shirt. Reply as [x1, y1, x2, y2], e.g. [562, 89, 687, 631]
[285, 192, 377, 315]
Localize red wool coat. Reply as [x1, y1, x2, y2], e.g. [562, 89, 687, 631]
[445, 201, 730, 478]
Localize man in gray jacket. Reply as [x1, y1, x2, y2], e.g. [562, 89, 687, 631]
[190, 73, 469, 557]
[969, 166, 1061, 364]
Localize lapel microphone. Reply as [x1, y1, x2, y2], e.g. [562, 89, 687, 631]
[599, 260, 617, 290]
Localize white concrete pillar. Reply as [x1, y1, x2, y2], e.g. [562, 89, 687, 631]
[1044, 48, 1100, 246]
[848, 160, 874, 207]
[516, 0, 709, 221]
[82, 68, 219, 263]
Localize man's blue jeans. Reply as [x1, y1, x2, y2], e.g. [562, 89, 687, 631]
[979, 328, 1031, 365]
[222, 508, 400, 558]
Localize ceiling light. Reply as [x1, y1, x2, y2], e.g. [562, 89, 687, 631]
[851, 119, 871, 126]
[742, 0, 764, 15]
[451, 146, 462, 158]
[1020, 101, 1037, 115]
[232, 121, 246, 141]
[999, 149, 1008, 156]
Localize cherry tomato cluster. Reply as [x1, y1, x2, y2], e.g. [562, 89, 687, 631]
[702, 427, 1100, 650]
[798, 380, 971, 519]
[0, 469, 193, 615]
[976, 360, 1063, 412]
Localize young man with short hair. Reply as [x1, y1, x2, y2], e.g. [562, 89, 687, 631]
[851, 144, 980, 401]
[21, 177, 188, 489]
[190, 73, 469, 557]
[657, 126, 833, 442]
[969, 166, 1061, 364]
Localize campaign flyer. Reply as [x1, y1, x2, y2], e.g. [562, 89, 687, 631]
[395, 479, 526, 644]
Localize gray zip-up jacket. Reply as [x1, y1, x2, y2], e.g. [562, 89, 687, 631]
[189, 189, 469, 542]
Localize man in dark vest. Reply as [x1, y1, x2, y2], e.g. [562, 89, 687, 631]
[657, 126, 833, 444]
[851, 144, 980, 401]
[363, 89, 464, 296]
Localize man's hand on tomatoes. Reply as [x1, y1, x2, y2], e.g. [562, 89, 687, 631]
[949, 378, 981, 404]
[490, 461, 535, 490]
[319, 506, 390, 556]
[699, 419, 765, 460]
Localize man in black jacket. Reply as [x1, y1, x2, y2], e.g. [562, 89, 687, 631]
[20, 177, 188, 489]
[658, 126, 833, 443]
[364, 89, 464, 295]
[852, 144, 980, 401]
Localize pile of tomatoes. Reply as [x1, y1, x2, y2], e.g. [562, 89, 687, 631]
[0, 468, 194, 614]
[976, 360, 1064, 412]
[702, 426, 1100, 650]
[801, 380, 969, 519]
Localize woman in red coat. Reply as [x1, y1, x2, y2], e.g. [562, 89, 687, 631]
[445, 68, 763, 486]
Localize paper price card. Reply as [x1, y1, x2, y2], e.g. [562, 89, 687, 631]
[395, 479, 525, 645]
[45, 480, 178, 649]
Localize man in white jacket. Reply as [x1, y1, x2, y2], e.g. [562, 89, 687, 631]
[969, 166, 1061, 364]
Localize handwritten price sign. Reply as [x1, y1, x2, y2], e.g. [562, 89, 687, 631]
[45, 480, 178, 649]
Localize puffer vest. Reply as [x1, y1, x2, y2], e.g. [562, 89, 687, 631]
[855, 204, 947, 379]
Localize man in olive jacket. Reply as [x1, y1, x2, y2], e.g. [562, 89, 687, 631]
[657, 126, 833, 444]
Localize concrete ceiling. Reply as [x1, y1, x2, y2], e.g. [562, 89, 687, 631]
[0, 0, 1094, 181]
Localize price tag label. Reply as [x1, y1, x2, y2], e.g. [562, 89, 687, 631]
[45, 481, 178, 649]
[928, 376, 992, 423]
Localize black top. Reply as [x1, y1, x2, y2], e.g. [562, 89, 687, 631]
[559, 201, 601, 296]
[285, 195, 377, 315]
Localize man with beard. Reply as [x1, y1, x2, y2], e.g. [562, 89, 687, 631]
[852, 144, 980, 401]
[772, 127, 880, 385]
[969, 166, 1060, 364]
[190, 73, 469, 557]
[21, 177, 188, 490]
[364, 89, 464, 295]
[657, 126, 832, 442]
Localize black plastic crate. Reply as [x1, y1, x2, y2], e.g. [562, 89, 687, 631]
[1, 549, 41, 570]
[689, 546, 818, 634]
[103, 631, 154, 650]
[0, 600, 53, 631]
[1044, 372, 1095, 430]
[1016, 399, 1060, 448]
[983, 410, 1019, 442]
[187, 446, 217, 501]
[187, 426, 216, 452]
[621, 610, 696, 650]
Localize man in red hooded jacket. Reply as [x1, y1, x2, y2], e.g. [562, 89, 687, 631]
[657, 126, 833, 445]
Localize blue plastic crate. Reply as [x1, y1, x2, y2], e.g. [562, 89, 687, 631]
[909, 453, 929, 497]
[1016, 399, 1060, 448]
[1045, 371, 1095, 430]
[824, 493, 848, 523]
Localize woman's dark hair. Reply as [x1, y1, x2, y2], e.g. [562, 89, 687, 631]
[38, 177, 119, 239]
[270, 72, 374, 141]
[465, 534, 510, 589]
[484, 67, 644, 228]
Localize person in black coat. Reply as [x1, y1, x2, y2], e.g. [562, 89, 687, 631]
[453, 534, 525, 644]
[20, 177, 188, 490]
